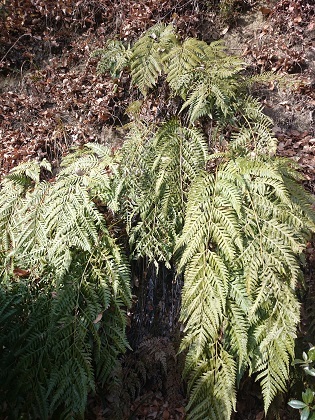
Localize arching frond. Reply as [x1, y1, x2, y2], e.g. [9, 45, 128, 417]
[130, 24, 177, 95]
[117, 119, 207, 265]
[184, 348, 237, 420]
[0, 145, 131, 418]
[176, 154, 314, 418]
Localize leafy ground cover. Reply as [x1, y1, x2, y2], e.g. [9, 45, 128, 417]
[0, 0, 314, 418]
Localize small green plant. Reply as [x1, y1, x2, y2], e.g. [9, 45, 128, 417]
[289, 389, 315, 420]
[289, 347, 315, 419]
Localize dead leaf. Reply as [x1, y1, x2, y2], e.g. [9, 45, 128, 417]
[162, 409, 170, 419]
[260, 7, 272, 17]
[13, 267, 30, 278]
[175, 407, 186, 415]
[294, 16, 302, 23]
[256, 411, 265, 420]
[220, 27, 229, 35]
[93, 312, 103, 324]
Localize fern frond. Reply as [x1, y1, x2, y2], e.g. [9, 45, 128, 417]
[6, 159, 50, 185]
[176, 170, 243, 270]
[180, 249, 228, 354]
[180, 80, 214, 123]
[230, 97, 277, 156]
[3, 21, 314, 419]
[185, 349, 236, 420]
[93, 40, 132, 77]
[118, 119, 207, 265]
[226, 297, 249, 372]
[0, 145, 131, 418]
[250, 311, 298, 412]
[163, 38, 207, 97]
[176, 152, 313, 418]
[130, 24, 177, 95]
[175, 44, 244, 124]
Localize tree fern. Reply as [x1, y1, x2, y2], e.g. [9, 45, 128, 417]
[1, 23, 312, 419]
[93, 24, 315, 418]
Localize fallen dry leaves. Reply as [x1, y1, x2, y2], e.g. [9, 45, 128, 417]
[244, 0, 314, 73]
[0, 32, 119, 176]
[0, 0, 213, 178]
[276, 129, 315, 182]
[129, 392, 186, 420]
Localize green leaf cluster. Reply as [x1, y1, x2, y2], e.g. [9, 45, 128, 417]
[289, 347, 315, 420]
[289, 389, 315, 420]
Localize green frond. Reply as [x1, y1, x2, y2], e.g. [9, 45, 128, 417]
[180, 81, 214, 123]
[0, 145, 131, 418]
[176, 170, 243, 270]
[185, 349, 236, 420]
[226, 298, 249, 371]
[174, 44, 244, 124]
[175, 152, 313, 418]
[250, 314, 297, 412]
[245, 71, 288, 89]
[0, 160, 51, 259]
[113, 121, 154, 211]
[12, 182, 50, 267]
[93, 39, 132, 77]
[6, 159, 50, 185]
[229, 97, 277, 156]
[117, 119, 207, 265]
[204, 40, 230, 60]
[214, 349, 237, 414]
[93, 26, 255, 130]
[180, 249, 228, 353]
[163, 37, 207, 97]
[130, 24, 176, 95]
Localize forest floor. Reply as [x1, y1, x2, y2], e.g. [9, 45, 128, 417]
[0, 0, 314, 418]
[1, 1, 314, 185]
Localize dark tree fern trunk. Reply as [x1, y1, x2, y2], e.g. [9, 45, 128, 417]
[113, 259, 187, 416]
[128, 259, 183, 347]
